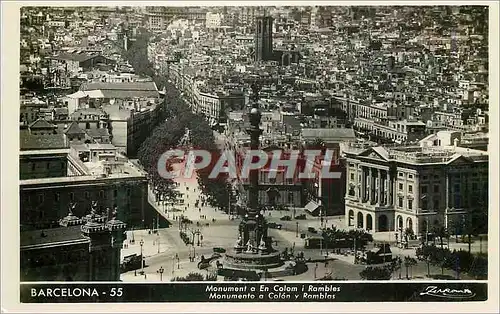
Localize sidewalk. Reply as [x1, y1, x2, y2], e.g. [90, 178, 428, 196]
[121, 229, 174, 260]
[121, 260, 214, 282]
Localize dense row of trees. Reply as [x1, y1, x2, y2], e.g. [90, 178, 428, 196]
[136, 79, 231, 212]
[123, 29, 155, 79]
[359, 256, 418, 280]
[416, 245, 487, 280]
[125, 29, 232, 211]
[172, 272, 217, 282]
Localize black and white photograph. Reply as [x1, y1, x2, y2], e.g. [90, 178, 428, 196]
[1, 1, 498, 310]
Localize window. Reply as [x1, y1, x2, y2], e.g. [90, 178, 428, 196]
[350, 173, 355, 180]
[433, 185, 440, 193]
[288, 192, 294, 204]
[55, 192, 60, 202]
[399, 172, 404, 177]
[38, 194, 44, 203]
[46, 162, 50, 169]
[422, 199, 428, 211]
[399, 183, 403, 190]
[433, 199, 439, 209]
[113, 189, 118, 198]
[421, 186, 428, 194]
[398, 197, 404, 208]
[423, 175, 428, 180]
[85, 191, 90, 199]
[408, 200, 413, 210]
[454, 184, 460, 192]
[69, 192, 75, 201]
[408, 185, 413, 193]
[99, 190, 105, 199]
[127, 188, 131, 197]
[454, 195, 461, 208]
[86, 122, 90, 129]
[31, 163, 35, 171]
[433, 175, 439, 179]
[408, 174, 413, 179]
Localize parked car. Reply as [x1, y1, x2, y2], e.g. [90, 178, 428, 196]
[295, 214, 307, 220]
[308, 227, 317, 233]
[280, 215, 292, 221]
[213, 247, 226, 254]
[120, 254, 143, 272]
[268, 222, 283, 229]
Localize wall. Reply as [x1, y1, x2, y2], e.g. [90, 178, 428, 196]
[20, 242, 90, 281]
[110, 120, 128, 151]
[20, 176, 148, 230]
[20, 154, 68, 180]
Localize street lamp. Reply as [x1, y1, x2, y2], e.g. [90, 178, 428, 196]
[172, 256, 176, 276]
[296, 221, 299, 238]
[157, 266, 164, 281]
[140, 239, 144, 275]
[176, 253, 180, 269]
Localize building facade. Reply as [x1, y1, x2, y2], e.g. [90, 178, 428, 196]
[343, 142, 488, 236]
[20, 206, 126, 281]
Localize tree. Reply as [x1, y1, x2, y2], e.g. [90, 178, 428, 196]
[359, 266, 393, 280]
[432, 224, 448, 249]
[404, 227, 414, 242]
[403, 256, 417, 279]
[172, 272, 216, 281]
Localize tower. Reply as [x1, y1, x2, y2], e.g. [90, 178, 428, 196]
[220, 83, 283, 279]
[254, 12, 273, 62]
[81, 201, 126, 281]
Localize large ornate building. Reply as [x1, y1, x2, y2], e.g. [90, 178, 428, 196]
[343, 133, 488, 236]
[20, 204, 126, 281]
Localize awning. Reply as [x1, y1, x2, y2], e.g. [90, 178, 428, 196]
[304, 200, 320, 215]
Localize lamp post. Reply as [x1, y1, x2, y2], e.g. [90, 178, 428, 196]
[140, 239, 144, 275]
[296, 221, 299, 237]
[398, 257, 402, 279]
[176, 253, 180, 269]
[157, 266, 164, 281]
[157, 237, 161, 254]
[172, 256, 176, 276]
[426, 256, 431, 278]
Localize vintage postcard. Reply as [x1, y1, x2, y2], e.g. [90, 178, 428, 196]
[1, 1, 498, 312]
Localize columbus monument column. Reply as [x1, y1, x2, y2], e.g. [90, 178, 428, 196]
[220, 83, 283, 276]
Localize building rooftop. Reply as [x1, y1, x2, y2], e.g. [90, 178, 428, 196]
[345, 144, 488, 165]
[80, 82, 160, 99]
[20, 130, 68, 151]
[49, 52, 104, 63]
[301, 128, 356, 143]
[20, 225, 89, 249]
